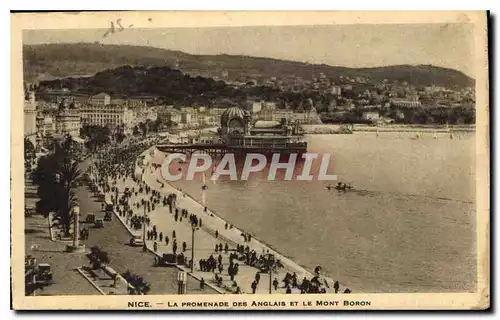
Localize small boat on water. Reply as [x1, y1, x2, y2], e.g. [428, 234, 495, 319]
[326, 182, 353, 191]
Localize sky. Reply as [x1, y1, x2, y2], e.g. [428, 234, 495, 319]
[23, 24, 475, 78]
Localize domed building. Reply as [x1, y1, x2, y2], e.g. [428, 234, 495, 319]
[220, 106, 251, 139]
[219, 106, 307, 154]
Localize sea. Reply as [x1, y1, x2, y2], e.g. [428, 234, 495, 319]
[170, 131, 476, 293]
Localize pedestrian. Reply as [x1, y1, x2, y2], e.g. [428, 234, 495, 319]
[182, 241, 187, 252]
[218, 263, 223, 274]
[165, 236, 169, 246]
[153, 241, 158, 252]
[214, 244, 218, 253]
[273, 278, 279, 291]
[334, 281, 340, 293]
[251, 280, 257, 294]
[215, 230, 219, 238]
[173, 240, 177, 254]
[199, 218, 202, 227]
[159, 232, 163, 243]
[255, 272, 261, 284]
[235, 286, 241, 294]
[218, 254, 222, 265]
[172, 230, 176, 238]
[225, 223, 228, 230]
[224, 243, 229, 254]
[286, 285, 292, 294]
[200, 278, 205, 291]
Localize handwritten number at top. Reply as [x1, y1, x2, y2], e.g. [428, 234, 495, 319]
[103, 19, 127, 38]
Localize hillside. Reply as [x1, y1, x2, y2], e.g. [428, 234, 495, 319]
[23, 43, 475, 88]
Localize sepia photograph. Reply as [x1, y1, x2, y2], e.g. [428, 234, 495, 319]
[11, 11, 489, 310]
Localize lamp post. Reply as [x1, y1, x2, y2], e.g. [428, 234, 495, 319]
[267, 253, 275, 294]
[191, 223, 197, 273]
[177, 271, 187, 294]
[142, 206, 147, 251]
[73, 206, 80, 247]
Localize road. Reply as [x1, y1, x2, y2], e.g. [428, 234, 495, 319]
[75, 179, 215, 294]
[25, 158, 215, 295]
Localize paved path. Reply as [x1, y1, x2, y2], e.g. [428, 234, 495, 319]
[75, 180, 215, 295]
[25, 163, 215, 295]
[103, 147, 349, 295]
[25, 175, 97, 296]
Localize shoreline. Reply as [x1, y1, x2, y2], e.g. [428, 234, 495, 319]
[138, 146, 353, 293]
[302, 124, 476, 134]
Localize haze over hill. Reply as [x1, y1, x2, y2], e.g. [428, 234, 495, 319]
[23, 43, 474, 89]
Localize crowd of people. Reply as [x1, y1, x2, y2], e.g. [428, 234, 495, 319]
[88, 136, 352, 295]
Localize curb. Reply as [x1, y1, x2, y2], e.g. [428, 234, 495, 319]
[76, 267, 105, 295]
[144, 245, 226, 295]
[101, 187, 225, 294]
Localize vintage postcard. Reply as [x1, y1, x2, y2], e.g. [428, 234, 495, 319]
[11, 11, 489, 310]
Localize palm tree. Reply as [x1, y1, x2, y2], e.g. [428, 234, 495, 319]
[87, 246, 110, 270]
[122, 270, 151, 295]
[33, 140, 82, 237]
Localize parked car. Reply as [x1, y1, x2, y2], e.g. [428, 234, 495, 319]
[35, 263, 53, 284]
[155, 253, 177, 267]
[129, 235, 144, 247]
[25, 208, 36, 217]
[94, 219, 104, 228]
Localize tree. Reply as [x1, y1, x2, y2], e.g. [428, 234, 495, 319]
[87, 246, 110, 269]
[24, 138, 36, 160]
[122, 270, 151, 295]
[81, 125, 111, 151]
[32, 137, 82, 237]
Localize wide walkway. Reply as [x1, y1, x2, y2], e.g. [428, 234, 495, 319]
[25, 164, 214, 295]
[75, 177, 215, 295]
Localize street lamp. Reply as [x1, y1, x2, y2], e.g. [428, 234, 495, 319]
[191, 223, 197, 273]
[177, 271, 187, 294]
[73, 206, 80, 248]
[267, 253, 275, 294]
[142, 205, 147, 251]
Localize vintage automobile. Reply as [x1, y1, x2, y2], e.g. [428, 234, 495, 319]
[155, 253, 177, 267]
[25, 208, 36, 217]
[129, 235, 145, 247]
[105, 204, 114, 212]
[104, 211, 113, 221]
[86, 213, 96, 223]
[35, 263, 53, 284]
[94, 219, 104, 228]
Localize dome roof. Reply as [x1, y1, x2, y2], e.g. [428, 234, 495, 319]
[220, 107, 248, 127]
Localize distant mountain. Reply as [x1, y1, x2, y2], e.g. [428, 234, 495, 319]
[23, 43, 474, 88]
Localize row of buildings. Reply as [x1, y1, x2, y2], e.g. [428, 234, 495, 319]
[24, 90, 323, 150]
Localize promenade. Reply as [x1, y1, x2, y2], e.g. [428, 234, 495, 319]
[101, 147, 351, 294]
[25, 158, 214, 295]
